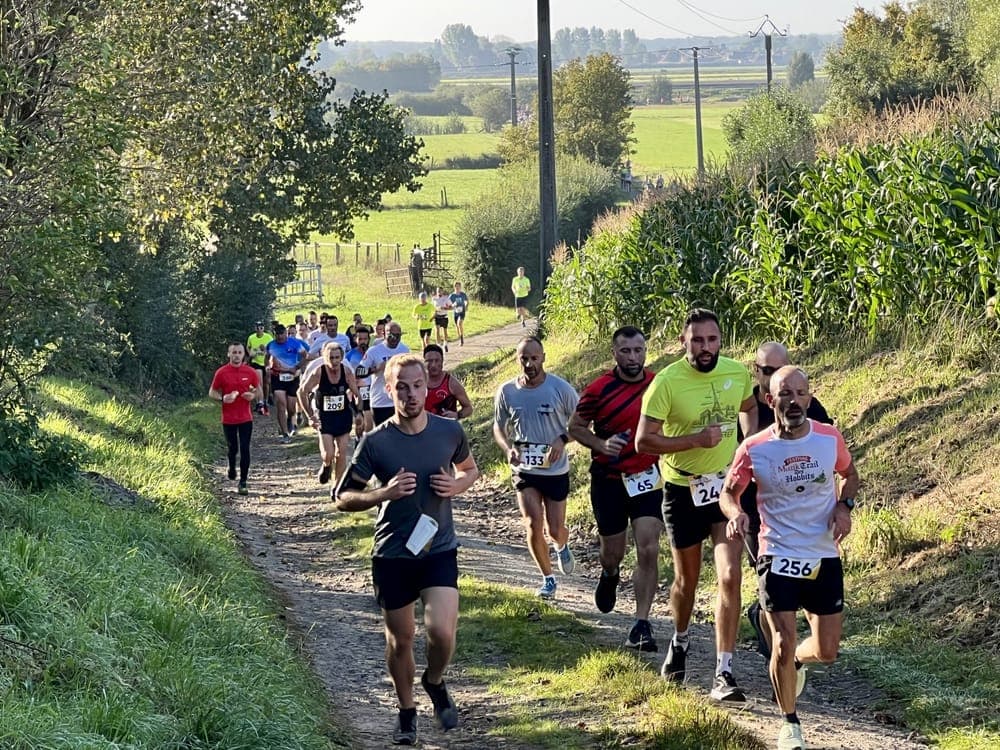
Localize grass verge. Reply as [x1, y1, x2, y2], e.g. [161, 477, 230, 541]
[0, 378, 346, 749]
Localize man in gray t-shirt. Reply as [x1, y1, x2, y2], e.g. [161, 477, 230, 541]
[493, 336, 579, 600]
[334, 353, 479, 744]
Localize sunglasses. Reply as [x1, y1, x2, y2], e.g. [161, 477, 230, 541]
[755, 364, 778, 376]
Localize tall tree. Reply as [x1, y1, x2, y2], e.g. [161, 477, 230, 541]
[787, 51, 816, 88]
[553, 53, 634, 167]
[967, 0, 1000, 94]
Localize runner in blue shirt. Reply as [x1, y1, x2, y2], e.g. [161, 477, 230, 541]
[449, 281, 470, 346]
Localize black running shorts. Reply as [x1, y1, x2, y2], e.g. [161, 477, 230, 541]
[590, 468, 663, 537]
[270, 373, 300, 397]
[372, 548, 459, 611]
[513, 471, 570, 502]
[434, 315, 448, 328]
[662, 480, 727, 549]
[757, 555, 844, 616]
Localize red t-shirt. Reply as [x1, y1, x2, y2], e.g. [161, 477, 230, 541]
[210, 364, 259, 425]
[575, 367, 658, 477]
[426, 373, 458, 415]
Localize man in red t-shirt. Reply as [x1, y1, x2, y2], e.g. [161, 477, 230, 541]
[568, 326, 662, 651]
[209, 342, 261, 495]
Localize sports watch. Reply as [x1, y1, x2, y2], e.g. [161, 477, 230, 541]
[838, 496, 856, 510]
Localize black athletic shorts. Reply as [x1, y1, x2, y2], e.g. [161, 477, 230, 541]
[758, 555, 844, 616]
[419, 327, 432, 339]
[372, 548, 459, 611]
[514, 296, 528, 308]
[662, 480, 727, 549]
[270, 373, 300, 397]
[372, 405, 395, 426]
[590, 468, 663, 537]
[513, 471, 569, 502]
[434, 314, 448, 328]
[453, 312, 466, 322]
[250, 362, 266, 380]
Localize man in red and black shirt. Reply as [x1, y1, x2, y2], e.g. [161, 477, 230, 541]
[569, 326, 663, 651]
[209, 342, 262, 496]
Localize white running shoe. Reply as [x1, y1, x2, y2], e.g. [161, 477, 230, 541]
[777, 721, 804, 750]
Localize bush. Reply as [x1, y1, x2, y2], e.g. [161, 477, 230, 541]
[0, 402, 82, 490]
[436, 154, 502, 170]
[723, 87, 816, 176]
[453, 156, 617, 306]
[405, 114, 467, 135]
[392, 91, 470, 117]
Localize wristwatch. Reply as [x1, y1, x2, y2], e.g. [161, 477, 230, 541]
[838, 496, 856, 510]
[559, 433, 570, 445]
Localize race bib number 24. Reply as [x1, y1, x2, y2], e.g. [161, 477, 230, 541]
[689, 469, 726, 506]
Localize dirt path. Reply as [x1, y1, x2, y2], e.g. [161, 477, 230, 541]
[218, 322, 928, 750]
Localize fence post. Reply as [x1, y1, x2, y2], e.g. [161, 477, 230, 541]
[356, 240, 360, 265]
[313, 242, 319, 264]
[396, 243, 401, 264]
[376, 241, 380, 268]
[316, 264, 324, 302]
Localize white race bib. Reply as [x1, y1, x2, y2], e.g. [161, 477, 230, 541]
[623, 465, 664, 497]
[278, 372, 294, 382]
[359, 385, 371, 400]
[773, 556, 822, 580]
[520, 443, 551, 469]
[454, 305, 464, 313]
[322, 395, 345, 412]
[688, 469, 727, 506]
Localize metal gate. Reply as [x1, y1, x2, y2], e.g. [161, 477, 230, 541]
[277, 262, 324, 304]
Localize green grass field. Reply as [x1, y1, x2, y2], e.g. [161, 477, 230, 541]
[629, 103, 734, 177]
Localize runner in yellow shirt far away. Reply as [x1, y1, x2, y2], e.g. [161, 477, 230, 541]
[412, 291, 436, 347]
[511, 266, 532, 327]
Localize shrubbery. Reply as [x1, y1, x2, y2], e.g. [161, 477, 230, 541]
[392, 91, 471, 116]
[453, 156, 617, 305]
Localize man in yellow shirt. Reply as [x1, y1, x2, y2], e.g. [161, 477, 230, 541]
[412, 291, 436, 347]
[636, 308, 757, 703]
[246, 321, 273, 415]
[510, 267, 532, 327]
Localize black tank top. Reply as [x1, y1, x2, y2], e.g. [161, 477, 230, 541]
[318, 364, 348, 412]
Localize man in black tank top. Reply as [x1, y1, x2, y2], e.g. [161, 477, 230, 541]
[298, 342, 361, 485]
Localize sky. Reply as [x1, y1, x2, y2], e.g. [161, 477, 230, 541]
[343, 0, 886, 42]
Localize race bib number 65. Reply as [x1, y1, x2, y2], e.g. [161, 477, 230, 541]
[623, 465, 664, 497]
[689, 469, 727, 506]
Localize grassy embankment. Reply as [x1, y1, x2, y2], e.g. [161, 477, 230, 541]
[327, 323, 1000, 748]
[2, 380, 346, 749]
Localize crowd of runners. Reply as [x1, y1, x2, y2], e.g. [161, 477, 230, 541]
[209, 292, 855, 750]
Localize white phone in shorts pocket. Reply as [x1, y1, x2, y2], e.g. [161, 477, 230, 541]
[405, 514, 439, 555]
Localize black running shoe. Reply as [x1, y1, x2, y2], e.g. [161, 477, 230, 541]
[710, 670, 746, 702]
[625, 619, 658, 652]
[747, 602, 771, 659]
[237, 482, 248, 496]
[661, 640, 687, 682]
[317, 464, 332, 484]
[421, 671, 458, 731]
[227, 466, 237, 480]
[392, 709, 417, 745]
[594, 568, 620, 613]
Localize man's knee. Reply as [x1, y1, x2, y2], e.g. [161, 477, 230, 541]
[635, 538, 660, 568]
[425, 621, 456, 649]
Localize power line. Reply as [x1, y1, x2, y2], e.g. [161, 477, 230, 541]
[673, 1, 741, 35]
[676, 1, 766, 24]
[613, 0, 704, 39]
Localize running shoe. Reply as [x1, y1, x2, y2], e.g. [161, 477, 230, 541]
[279, 435, 292, 445]
[317, 464, 332, 484]
[777, 721, 804, 750]
[521, 319, 526, 328]
[747, 601, 771, 659]
[421, 671, 458, 731]
[237, 482, 248, 496]
[709, 671, 746, 702]
[625, 619, 658, 652]
[227, 466, 237, 480]
[594, 567, 620, 613]
[255, 402, 264, 415]
[556, 544, 576, 575]
[460, 336, 464, 346]
[796, 662, 807, 697]
[537, 576, 557, 599]
[392, 711, 417, 745]
[660, 640, 686, 683]
[288, 426, 297, 437]
[262, 404, 270, 416]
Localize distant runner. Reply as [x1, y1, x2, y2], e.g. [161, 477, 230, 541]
[511, 267, 531, 327]
[423, 345, 473, 420]
[334, 354, 480, 746]
[360, 321, 411, 426]
[346, 325, 374, 434]
[449, 282, 469, 346]
[208, 342, 261, 496]
[432, 287, 452, 352]
[266, 324, 308, 444]
[721, 365, 858, 750]
[413, 292, 435, 348]
[246, 321, 272, 415]
[569, 326, 662, 651]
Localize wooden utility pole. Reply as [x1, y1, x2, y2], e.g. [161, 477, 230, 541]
[750, 16, 787, 93]
[537, 1, 557, 285]
[505, 46, 521, 127]
[680, 46, 709, 177]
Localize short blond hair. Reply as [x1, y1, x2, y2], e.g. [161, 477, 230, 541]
[385, 353, 427, 384]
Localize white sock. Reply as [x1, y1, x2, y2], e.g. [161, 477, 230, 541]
[672, 629, 689, 649]
[717, 651, 733, 675]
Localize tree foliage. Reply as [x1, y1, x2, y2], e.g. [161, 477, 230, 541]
[469, 87, 512, 132]
[643, 74, 674, 105]
[825, 2, 976, 115]
[723, 88, 816, 175]
[967, 0, 1000, 94]
[554, 53, 634, 168]
[787, 52, 816, 89]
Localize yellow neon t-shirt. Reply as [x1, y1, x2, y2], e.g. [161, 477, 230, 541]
[247, 332, 273, 366]
[511, 276, 531, 298]
[412, 302, 435, 327]
[640, 355, 753, 485]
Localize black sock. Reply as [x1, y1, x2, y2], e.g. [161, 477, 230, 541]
[399, 706, 417, 720]
[603, 566, 620, 577]
[794, 657, 803, 670]
[785, 712, 799, 724]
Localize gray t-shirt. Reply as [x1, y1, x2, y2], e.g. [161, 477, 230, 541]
[494, 373, 579, 476]
[360, 341, 411, 408]
[342, 415, 471, 558]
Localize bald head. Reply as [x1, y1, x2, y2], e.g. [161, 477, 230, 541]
[768, 366, 812, 433]
[769, 365, 809, 399]
[754, 341, 791, 392]
[757, 341, 788, 362]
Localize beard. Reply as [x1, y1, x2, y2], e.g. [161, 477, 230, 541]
[781, 408, 807, 429]
[691, 351, 719, 373]
[620, 362, 644, 377]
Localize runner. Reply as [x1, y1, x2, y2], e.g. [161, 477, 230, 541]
[493, 336, 579, 598]
[308, 310, 320, 336]
[208, 342, 261, 496]
[308, 315, 351, 361]
[373, 319, 388, 347]
[246, 321, 272, 415]
[635, 308, 757, 701]
[346, 312, 364, 349]
[449, 282, 469, 346]
[721, 365, 859, 750]
[334, 354, 480, 745]
[742, 342, 833, 655]
[510, 267, 531, 327]
[266, 324, 308, 444]
[423, 345, 473, 420]
[568, 326, 662, 651]
[360, 321, 411, 426]
[432, 287, 452, 352]
[412, 292, 435, 347]
[346, 325, 374, 434]
[299, 342, 362, 485]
